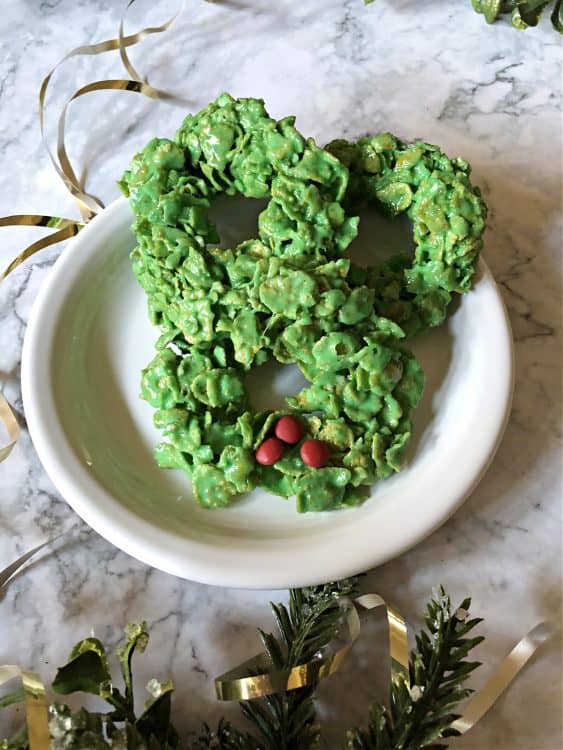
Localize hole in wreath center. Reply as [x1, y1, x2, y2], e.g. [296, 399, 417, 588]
[245, 360, 309, 413]
[345, 207, 416, 267]
[207, 193, 268, 249]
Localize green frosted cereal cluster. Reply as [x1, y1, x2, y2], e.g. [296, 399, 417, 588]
[326, 134, 487, 336]
[120, 94, 486, 512]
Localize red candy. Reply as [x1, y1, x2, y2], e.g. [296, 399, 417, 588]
[275, 415, 303, 445]
[255, 437, 285, 466]
[300, 439, 330, 468]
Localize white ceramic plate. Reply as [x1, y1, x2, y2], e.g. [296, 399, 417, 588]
[21, 197, 513, 589]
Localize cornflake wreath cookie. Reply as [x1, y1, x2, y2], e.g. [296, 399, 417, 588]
[120, 94, 426, 512]
[327, 134, 487, 337]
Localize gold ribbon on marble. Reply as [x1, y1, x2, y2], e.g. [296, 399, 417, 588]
[215, 592, 553, 739]
[0, 216, 84, 284]
[0, 0, 184, 461]
[0, 666, 50, 750]
[0, 390, 20, 463]
[39, 0, 185, 222]
[0, 539, 60, 749]
[0, 537, 59, 592]
[450, 620, 556, 733]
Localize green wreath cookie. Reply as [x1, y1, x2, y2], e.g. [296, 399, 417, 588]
[327, 134, 487, 336]
[120, 94, 426, 512]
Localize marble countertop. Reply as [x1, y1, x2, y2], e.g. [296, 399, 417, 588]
[0, 0, 561, 747]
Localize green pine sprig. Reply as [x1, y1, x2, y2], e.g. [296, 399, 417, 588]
[240, 578, 358, 750]
[346, 587, 484, 750]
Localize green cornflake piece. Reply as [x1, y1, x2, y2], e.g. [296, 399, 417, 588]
[230, 310, 264, 366]
[177, 351, 213, 390]
[295, 468, 352, 512]
[312, 332, 361, 371]
[342, 484, 371, 506]
[381, 394, 403, 428]
[191, 369, 245, 408]
[314, 288, 348, 318]
[218, 445, 255, 493]
[192, 444, 214, 465]
[394, 354, 426, 410]
[274, 451, 306, 476]
[274, 322, 321, 364]
[154, 410, 202, 453]
[204, 422, 242, 454]
[317, 419, 355, 450]
[212, 344, 227, 367]
[140, 349, 181, 409]
[236, 412, 254, 449]
[338, 286, 374, 325]
[154, 442, 192, 473]
[169, 297, 215, 344]
[257, 466, 296, 497]
[342, 382, 383, 423]
[191, 465, 237, 508]
[343, 441, 376, 486]
[386, 430, 412, 472]
[288, 384, 341, 418]
[259, 271, 318, 317]
[375, 182, 413, 213]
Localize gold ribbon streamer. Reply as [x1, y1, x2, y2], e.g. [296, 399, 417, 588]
[0, 1, 183, 460]
[0, 216, 83, 283]
[0, 391, 20, 463]
[0, 538, 59, 592]
[0, 666, 50, 750]
[355, 593, 409, 678]
[451, 621, 556, 734]
[0, 541, 61, 749]
[39, 0, 184, 221]
[215, 594, 409, 701]
[215, 604, 361, 700]
[118, 0, 185, 84]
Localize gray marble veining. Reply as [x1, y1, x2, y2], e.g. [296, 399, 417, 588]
[0, 0, 561, 747]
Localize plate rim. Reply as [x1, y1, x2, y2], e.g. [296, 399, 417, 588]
[21, 196, 515, 589]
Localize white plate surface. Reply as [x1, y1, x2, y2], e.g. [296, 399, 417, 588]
[21, 197, 513, 588]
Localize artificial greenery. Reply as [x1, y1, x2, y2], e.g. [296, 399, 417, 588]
[0, 584, 483, 750]
[471, 0, 562, 29]
[365, 0, 563, 31]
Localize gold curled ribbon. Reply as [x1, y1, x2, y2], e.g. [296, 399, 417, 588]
[0, 540, 61, 749]
[0, 216, 82, 459]
[0, 216, 83, 284]
[0, 537, 60, 592]
[0, 666, 50, 750]
[215, 605, 360, 701]
[215, 593, 553, 740]
[215, 594, 409, 701]
[39, 0, 185, 221]
[0, 1, 184, 460]
[450, 621, 556, 734]
[0, 391, 20, 463]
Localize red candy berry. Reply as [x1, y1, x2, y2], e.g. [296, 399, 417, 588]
[300, 439, 330, 468]
[275, 415, 303, 445]
[255, 437, 285, 466]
